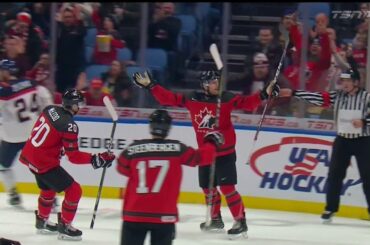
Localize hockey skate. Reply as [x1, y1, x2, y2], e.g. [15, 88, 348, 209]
[35, 210, 58, 234]
[321, 211, 335, 224]
[200, 215, 225, 233]
[57, 213, 82, 241]
[8, 188, 22, 208]
[227, 218, 248, 240]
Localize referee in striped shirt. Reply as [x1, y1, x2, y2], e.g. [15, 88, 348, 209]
[280, 69, 370, 222]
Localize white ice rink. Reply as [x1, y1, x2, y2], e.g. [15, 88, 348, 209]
[1, 193, 370, 245]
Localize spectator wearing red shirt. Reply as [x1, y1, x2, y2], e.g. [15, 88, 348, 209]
[282, 12, 331, 91]
[6, 11, 44, 66]
[93, 15, 125, 65]
[84, 79, 116, 106]
[25, 52, 50, 86]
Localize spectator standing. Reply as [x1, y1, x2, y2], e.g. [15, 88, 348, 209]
[93, 15, 125, 65]
[6, 11, 44, 66]
[282, 12, 331, 91]
[98, 3, 141, 52]
[26, 3, 51, 39]
[55, 6, 86, 93]
[148, 2, 181, 52]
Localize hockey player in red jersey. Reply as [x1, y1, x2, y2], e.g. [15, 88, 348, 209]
[117, 109, 224, 245]
[133, 70, 279, 238]
[19, 88, 115, 241]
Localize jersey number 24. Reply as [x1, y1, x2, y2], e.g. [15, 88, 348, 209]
[14, 94, 39, 122]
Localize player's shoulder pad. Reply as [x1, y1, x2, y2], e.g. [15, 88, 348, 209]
[221, 91, 236, 102]
[187, 91, 204, 101]
[0, 79, 37, 98]
[164, 139, 188, 153]
[43, 105, 78, 133]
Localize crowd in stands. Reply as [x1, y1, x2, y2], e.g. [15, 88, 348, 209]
[0, 2, 369, 119]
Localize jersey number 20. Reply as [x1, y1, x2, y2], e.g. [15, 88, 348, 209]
[136, 160, 169, 194]
[31, 116, 50, 147]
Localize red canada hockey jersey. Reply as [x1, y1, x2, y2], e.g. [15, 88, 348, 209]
[151, 85, 262, 156]
[20, 105, 92, 174]
[117, 138, 217, 223]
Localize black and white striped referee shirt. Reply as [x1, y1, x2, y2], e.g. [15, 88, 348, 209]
[294, 89, 370, 139]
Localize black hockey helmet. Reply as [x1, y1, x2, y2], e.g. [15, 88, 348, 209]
[149, 109, 172, 138]
[199, 70, 220, 89]
[62, 88, 85, 109]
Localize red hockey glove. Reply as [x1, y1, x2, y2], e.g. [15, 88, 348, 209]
[91, 151, 116, 169]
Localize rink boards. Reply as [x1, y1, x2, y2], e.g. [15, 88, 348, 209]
[0, 106, 368, 219]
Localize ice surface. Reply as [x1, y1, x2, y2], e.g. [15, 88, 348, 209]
[0, 193, 369, 245]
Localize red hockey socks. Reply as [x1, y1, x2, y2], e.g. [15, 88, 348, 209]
[203, 188, 221, 218]
[61, 181, 82, 224]
[220, 185, 245, 220]
[38, 190, 56, 219]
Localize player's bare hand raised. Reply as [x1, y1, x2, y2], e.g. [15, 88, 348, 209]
[132, 71, 155, 89]
[91, 152, 116, 169]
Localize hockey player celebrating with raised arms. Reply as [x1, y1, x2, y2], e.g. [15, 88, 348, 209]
[133, 70, 280, 238]
[117, 109, 224, 245]
[0, 59, 53, 207]
[19, 88, 115, 241]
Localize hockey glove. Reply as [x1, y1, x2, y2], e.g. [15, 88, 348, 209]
[132, 71, 155, 89]
[260, 82, 280, 100]
[91, 152, 116, 169]
[203, 131, 224, 148]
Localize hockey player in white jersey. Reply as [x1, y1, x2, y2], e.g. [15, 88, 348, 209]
[0, 59, 53, 206]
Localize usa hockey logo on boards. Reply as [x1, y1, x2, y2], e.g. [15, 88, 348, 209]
[249, 136, 361, 194]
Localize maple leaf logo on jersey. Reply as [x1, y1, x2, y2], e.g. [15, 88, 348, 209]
[194, 107, 216, 129]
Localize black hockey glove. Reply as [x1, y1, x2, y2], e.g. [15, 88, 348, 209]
[91, 152, 116, 169]
[260, 82, 280, 100]
[203, 131, 224, 148]
[132, 70, 155, 89]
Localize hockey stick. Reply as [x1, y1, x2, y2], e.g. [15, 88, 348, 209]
[90, 96, 118, 229]
[245, 24, 290, 165]
[205, 43, 224, 227]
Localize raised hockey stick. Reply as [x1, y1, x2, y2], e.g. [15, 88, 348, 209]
[245, 24, 290, 165]
[205, 43, 224, 227]
[90, 96, 118, 229]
